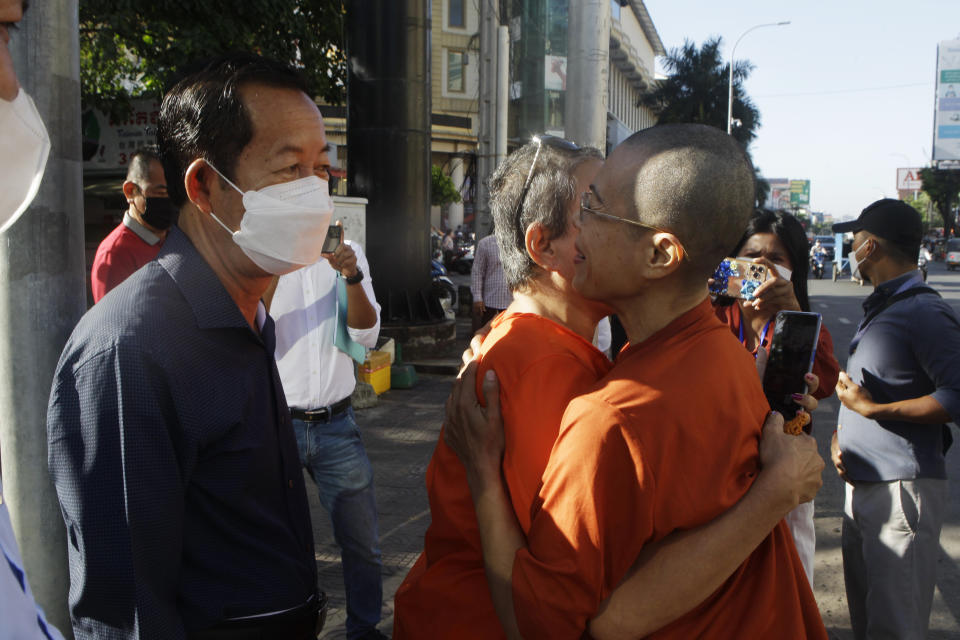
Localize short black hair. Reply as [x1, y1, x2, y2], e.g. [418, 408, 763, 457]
[125, 148, 161, 188]
[157, 52, 311, 207]
[489, 141, 602, 290]
[617, 124, 756, 282]
[879, 237, 920, 264]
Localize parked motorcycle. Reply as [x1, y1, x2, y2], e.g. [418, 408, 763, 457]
[431, 254, 458, 319]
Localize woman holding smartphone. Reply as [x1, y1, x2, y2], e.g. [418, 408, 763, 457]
[714, 208, 841, 586]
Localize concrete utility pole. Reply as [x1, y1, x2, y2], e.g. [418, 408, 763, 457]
[1, 0, 83, 636]
[566, 0, 610, 150]
[346, 0, 432, 322]
[475, 0, 506, 240]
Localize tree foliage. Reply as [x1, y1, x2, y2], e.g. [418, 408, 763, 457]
[640, 37, 768, 205]
[640, 37, 760, 148]
[80, 0, 347, 116]
[431, 165, 462, 207]
[919, 167, 960, 237]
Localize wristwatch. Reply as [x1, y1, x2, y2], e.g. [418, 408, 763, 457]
[344, 268, 364, 285]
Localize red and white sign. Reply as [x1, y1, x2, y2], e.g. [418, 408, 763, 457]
[896, 167, 923, 191]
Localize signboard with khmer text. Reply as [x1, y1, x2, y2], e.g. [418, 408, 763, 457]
[934, 40, 960, 164]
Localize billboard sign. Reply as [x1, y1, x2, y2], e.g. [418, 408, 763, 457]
[897, 167, 923, 191]
[544, 55, 567, 91]
[934, 40, 960, 163]
[768, 178, 790, 209]
[81, 98, 160, 175]
[790, 180, 811, 207]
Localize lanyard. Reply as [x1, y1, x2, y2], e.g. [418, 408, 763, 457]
[739, 315, 772, 359]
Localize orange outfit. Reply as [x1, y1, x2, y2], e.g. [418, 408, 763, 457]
[714, 303, 840, 400]
[393, 312, 612, 639]
[512, 300, 827, 639]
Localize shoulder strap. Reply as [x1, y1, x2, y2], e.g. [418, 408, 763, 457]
[861, 285, 940, 329]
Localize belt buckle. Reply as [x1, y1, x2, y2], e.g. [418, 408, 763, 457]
[304, 408, 329, 421]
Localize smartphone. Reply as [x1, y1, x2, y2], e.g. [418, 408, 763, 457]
[321, 224, 342, 254]
[762, 311, 822, 420]
[709, 258, 770, 300]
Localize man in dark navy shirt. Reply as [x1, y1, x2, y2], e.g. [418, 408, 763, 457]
[47, 54, 335, 639]
[831, 199, 960, 640]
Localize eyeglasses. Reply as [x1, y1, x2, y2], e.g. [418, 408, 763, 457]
[513, 135, 581, 247]
[579, 191, 690, 259]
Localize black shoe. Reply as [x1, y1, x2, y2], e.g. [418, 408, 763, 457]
[354, 630, 389, 640]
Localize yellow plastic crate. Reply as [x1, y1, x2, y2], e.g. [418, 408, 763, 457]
[358, 350, 391, 395]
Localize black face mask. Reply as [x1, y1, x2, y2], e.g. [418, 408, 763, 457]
[140, 197, 178, 230]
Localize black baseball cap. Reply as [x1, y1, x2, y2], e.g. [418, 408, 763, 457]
[832, 198, 923, 247]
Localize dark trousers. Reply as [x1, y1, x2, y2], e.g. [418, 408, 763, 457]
[472, 306, 503, 333]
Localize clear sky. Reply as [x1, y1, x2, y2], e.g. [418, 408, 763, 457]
[642, 0, 960, 221]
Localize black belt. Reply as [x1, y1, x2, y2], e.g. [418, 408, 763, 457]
[290, 397, 352, 422]
[188, 592, 327, 640]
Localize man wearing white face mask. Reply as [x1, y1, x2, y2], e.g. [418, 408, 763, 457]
[0, 1, 64, 638]
[831, 199, 960, 639]
[48, 53, 332, 639]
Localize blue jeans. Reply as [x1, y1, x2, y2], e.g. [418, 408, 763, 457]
[292, 407, 382, 639]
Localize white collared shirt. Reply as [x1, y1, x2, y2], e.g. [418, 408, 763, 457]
[272, 241, 381, 409]
[0, 481, 65, 639]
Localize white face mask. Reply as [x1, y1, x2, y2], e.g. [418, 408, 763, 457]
[207, 163, 334, 275]
[848, 241, 870, 280]
[0, 90, 51, 232]
[773, 263, 792, 281]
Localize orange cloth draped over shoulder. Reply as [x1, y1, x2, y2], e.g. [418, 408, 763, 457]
[393, 312, 612, 639]
[714, 302, 841, 400]
[511, 300, 828, 639]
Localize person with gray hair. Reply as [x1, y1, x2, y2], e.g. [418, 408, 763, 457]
[90, 148, 173, 302]
[396, 131, 824, 639]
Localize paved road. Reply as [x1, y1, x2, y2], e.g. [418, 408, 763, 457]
[312, 262, 960, 639]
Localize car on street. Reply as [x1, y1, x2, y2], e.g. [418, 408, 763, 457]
[947, 238, 960, 270]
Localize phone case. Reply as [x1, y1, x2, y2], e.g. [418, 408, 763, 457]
[709, 258, 769, 300]
[763, 311, 822, 421]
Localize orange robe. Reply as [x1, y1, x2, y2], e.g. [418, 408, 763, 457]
[512, 300, 828, 639]
[393, 312, 612, 639]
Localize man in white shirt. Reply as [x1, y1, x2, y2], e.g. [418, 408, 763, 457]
[268, 229, 386, 640]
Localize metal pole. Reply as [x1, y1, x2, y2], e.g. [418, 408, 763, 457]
[475, 0, 499, 239]
[566, 0, 610, 149]
[1, 0, 83, 636]
[496, 25, 509, 166]
[727, 21, 790, 135]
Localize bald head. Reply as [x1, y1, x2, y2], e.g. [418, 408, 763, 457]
[608, 124, 755, 280]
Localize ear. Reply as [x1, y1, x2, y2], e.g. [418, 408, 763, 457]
[645, 232, 684, 280]
[524, 221, 557, 270]
[121, 180, 139, 203]
[184, 159, 217, 214]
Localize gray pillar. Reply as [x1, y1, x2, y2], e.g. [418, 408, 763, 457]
[346, 0, 432, 321]
[475, 0, 499, 239]
[566, 0, 610, 150]
[1, 1, 83, 636]
[496, 25, 509, 166]
[448, 158, 465, 231]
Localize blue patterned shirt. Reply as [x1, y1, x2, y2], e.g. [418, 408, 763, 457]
[48, 227, 317, 639]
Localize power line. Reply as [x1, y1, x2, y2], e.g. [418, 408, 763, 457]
[757, 82, 932, 98]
